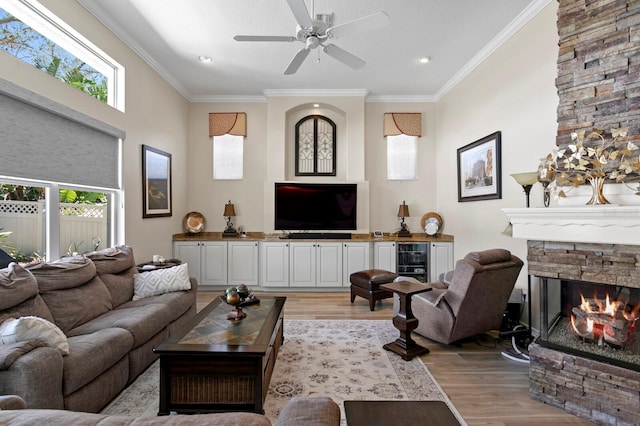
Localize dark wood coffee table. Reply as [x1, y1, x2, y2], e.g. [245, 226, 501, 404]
[153, 296, 286, 415]
[344, 400, 461, 426]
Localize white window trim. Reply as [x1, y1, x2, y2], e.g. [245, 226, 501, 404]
[1, 0, 125, 111]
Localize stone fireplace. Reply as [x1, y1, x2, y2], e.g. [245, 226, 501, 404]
[504, 206, 640, 425]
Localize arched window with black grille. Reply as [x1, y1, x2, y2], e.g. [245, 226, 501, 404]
[295, 115, 336, 176]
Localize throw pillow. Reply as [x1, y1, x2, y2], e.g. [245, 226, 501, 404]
[0, 316, 69, 355]
[133, 263, 191, 300]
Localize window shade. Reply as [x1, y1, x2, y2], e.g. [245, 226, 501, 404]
[0, 78, 124, 189]
[383, 113, 422, 137]
[209, 112, 247, 137]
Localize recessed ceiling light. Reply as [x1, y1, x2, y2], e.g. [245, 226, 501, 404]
[313, 103, 320, 108]
[198, 55, 213, 63]
[418, 56, 431, 64]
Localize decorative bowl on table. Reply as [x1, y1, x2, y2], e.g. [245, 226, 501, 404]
[221, 284, 259, 320]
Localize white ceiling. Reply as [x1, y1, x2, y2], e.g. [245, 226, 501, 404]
[78, 0, 547, 102]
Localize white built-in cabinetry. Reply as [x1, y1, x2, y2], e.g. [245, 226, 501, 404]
[173, 240, 258, 287]
[174, 237, 452, 290]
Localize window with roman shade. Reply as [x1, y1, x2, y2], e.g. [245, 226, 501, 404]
[384, 113, 422, 180]
[209, 113, 247, 180]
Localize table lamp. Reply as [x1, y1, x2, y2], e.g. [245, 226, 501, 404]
[222, 200, 238, 237]
[511, 172, 539, 208]
[397, 201, 411, 237]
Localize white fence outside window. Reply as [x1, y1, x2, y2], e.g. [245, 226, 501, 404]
[0, 200, 107, 257]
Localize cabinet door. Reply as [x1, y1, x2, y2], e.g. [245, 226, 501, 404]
[173, 241, 202, 282]
[228, 241, 258, 286]
[374, 242, 396, 272]
[289, 242, 316, 287]
[342, 242, 371, 286]
[430, 242, 454, 282]
[316, 242, 342, 287]
[260, 242, 289, 287]
[201, 241, 227, 286]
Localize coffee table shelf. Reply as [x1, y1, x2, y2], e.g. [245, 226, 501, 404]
[154, 296, 286, 415]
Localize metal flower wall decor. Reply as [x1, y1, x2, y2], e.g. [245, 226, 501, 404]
[544, 127, 640, 204]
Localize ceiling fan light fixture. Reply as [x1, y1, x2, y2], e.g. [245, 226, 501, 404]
[198, 55, 213, 63]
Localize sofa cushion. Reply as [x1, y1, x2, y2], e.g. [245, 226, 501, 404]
[28, 256, 97, 292]
[0, 263, 38, 310]
[133, 263, 191, 300]
[97, 268, 136, 308]
[118, 288, 195, 325]
[465, 249, 512, 265]
[66, 304, 170, 347]
[63, 328, 134, 395]
[0, 263, 54, 324]
[86, 245, 136, 274]
[0, 316, 69, 355]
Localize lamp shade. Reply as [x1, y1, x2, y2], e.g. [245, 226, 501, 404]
[397, 201, 410, 218]
[223, 201, 236, 217]
[510, 172, 539, 186]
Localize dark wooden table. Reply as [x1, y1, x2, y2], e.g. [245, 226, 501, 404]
[344, 400, 461, 426]
[153, 296, 286, 415]
[381, 280, 431, 360]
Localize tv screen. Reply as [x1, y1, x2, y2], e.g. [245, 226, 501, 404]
[274, 183, 357, 231]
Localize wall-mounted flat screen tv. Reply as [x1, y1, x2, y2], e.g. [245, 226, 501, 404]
[274, 182, 357, 231]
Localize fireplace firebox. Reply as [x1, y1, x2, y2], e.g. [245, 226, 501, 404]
[538, 278, 640, 372]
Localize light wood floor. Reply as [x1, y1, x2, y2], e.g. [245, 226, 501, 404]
[198, 291, 594, 426]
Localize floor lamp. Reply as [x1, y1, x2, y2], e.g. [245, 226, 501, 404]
[501, 172, 538, 364]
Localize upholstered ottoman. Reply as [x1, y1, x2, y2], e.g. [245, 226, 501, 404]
[349, 269, 399, 311]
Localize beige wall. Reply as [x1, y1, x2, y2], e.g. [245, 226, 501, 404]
[0, 0, 190, 262]
[435, 1, 559, 300]
[0, 0, 560, 290]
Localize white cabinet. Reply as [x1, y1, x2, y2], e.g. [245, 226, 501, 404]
[173, 240, 258, 287]
[342, 242, 371, 286]
[260, 242, 289, 287]
[289, 242, 342, 287]
[430, 242, 454, 282]
[373, 241, 396, 272]
[228, 241, 259, 286]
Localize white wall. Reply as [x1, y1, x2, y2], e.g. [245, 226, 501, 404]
[435, 1, 559, 314]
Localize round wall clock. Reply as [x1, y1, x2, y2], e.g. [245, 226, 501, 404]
[420, 212, 443, 236]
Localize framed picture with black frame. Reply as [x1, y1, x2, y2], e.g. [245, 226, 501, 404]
[142, 144, 172, 218]
[457, 131, 501, 202]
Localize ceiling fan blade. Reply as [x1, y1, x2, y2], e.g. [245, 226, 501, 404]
[286, 0, 313, 29]
[322, 44, 366, 70]
[234, 35, 296, 42]
[283, 47, 310, 75]
[326, 12, 389, 38]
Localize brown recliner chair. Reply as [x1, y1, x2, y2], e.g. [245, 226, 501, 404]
[393, 248, 524, 345]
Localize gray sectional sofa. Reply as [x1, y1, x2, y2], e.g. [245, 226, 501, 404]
[0, 245, 197, 413]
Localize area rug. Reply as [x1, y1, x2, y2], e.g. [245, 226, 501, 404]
[101, 320, 466, 425]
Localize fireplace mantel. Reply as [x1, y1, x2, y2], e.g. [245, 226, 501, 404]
[502, 206, 640, 245]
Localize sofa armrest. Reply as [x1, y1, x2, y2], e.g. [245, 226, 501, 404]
[275, 396, 340, 426]
[0, 341, 48, 370]
[0, 395, 26, 410]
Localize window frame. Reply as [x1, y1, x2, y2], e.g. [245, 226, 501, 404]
[0, 0, 125, 111]
[295, 115, 337, 177]
[386, 133, 418, 180]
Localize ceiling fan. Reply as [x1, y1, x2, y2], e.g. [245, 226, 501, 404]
[233, 0, 389, 75]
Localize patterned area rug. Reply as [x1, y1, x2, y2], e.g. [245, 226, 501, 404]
[101, 320, 466, 425]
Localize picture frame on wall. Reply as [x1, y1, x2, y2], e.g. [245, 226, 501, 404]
[457, 131, 501, 202]
[142, 144, 172, 218]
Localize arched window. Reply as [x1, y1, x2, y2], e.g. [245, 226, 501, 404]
[295, 115, 336, 176]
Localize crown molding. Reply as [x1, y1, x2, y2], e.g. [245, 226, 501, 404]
[434, 0, 552, 100]
[189, 95, 267, 103]
[263, 89, 369, 98]
[366, 95, 437, 103]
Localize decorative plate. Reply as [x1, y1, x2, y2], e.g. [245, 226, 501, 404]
[183, 211, 206, 233]
[420, 212, 443, 236]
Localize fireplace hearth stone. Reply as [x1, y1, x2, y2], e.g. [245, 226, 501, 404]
[530, 341, 640, 425]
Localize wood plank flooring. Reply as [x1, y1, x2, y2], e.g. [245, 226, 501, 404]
[198, 291, 594, 425]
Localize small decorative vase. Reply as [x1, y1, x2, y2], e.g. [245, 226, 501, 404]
[586, 176, 610, 205]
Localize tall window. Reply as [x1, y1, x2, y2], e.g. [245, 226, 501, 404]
[295, 115, 336, 176]
[0, 0, 124, 110]
[387, 134, 418, 180]
[213, 134, 244, 180]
